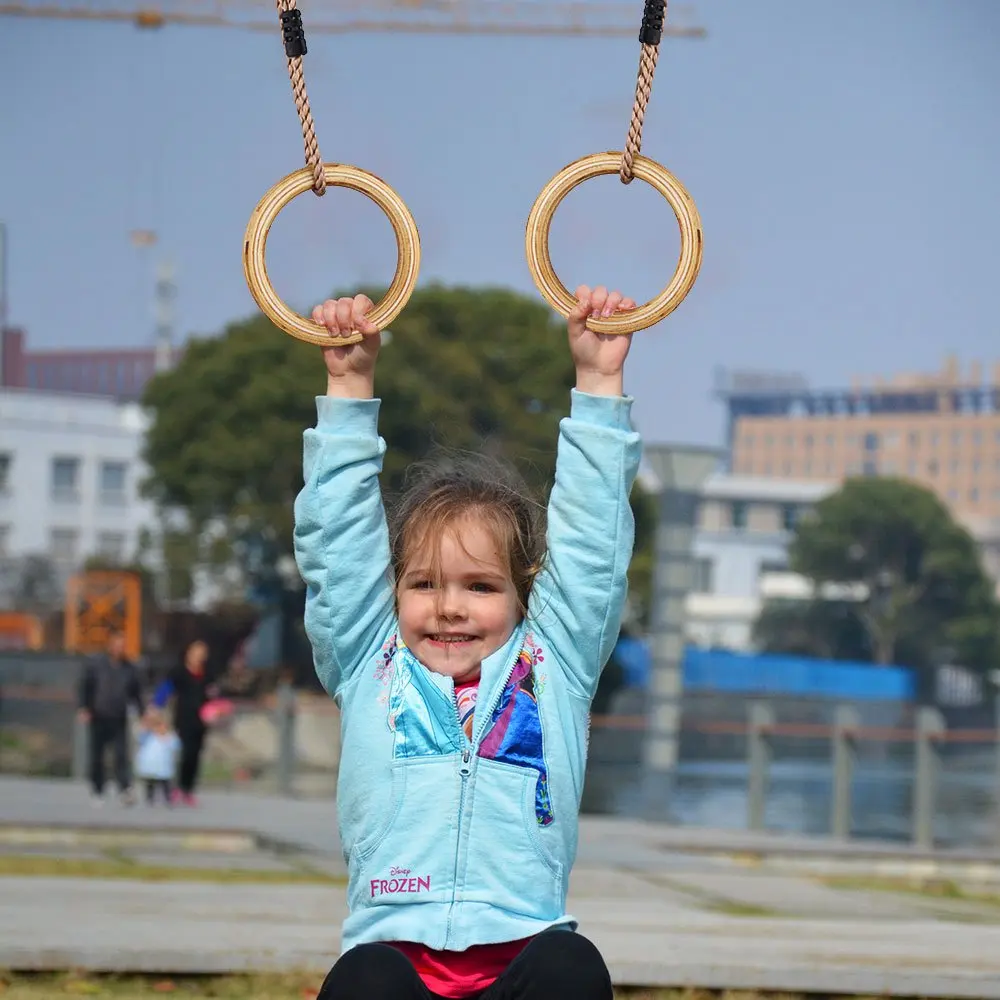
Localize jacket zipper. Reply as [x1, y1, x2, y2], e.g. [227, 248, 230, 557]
[444, 648, 521, 946]
[445, 681, 471, 947]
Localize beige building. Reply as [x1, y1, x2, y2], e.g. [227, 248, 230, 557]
[715, 358, 1000, 595]
[724, 357, 1000, 522]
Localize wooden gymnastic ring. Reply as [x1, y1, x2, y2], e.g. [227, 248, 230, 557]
[243, 164, 421, 347]
[525, 151, 702, 335]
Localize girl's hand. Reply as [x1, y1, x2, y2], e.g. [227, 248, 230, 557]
[312, 295, 381, 398]
[567, 285, 636, 397]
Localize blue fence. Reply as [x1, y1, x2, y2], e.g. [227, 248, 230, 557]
[613, 639, 915, 701]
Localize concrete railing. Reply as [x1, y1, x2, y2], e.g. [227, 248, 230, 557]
[590, 703, 998, 849]
[741, 703, 952, 848]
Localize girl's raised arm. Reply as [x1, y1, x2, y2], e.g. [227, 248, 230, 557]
[528, 285, 643, 700]
[293, 297, 396, 699]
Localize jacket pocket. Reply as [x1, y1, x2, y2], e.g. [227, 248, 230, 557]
[352, 761, 406, 861]
[463, 759, 564, 918]
[351, 755, 460, 912]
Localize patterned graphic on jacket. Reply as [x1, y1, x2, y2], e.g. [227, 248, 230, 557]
[476, 636, 553, 826]
[385, 634, 553, 826]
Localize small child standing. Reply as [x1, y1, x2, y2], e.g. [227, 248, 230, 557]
[135, 708, 181, 806]
[295, 284, 641, 1000]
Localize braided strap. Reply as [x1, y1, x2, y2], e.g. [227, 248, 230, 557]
[277, 0, 325, 195]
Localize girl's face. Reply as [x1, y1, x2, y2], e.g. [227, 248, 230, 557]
[146, 710, 167, 733]
[186, 641, 208, 674]
[396, 516, 520, 684]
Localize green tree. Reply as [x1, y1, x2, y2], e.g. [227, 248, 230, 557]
[141, 284, 654, 616]
[762, 477, 1000, 672]
[753, 597, 871, 662]
[10, 555, 61, 613]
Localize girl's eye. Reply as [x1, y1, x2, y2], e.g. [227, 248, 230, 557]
[411, 580, 434, 590]
[470, 582, 496, 593]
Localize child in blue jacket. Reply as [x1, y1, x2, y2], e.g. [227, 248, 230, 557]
[294, 285, 642, 1000]
[134, 707, 181, 806]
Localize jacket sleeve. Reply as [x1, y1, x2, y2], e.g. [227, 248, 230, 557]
[293, 396, 396, 699]
[163, 667, 184, 706]
[78, 661, 95, 712]
[153, 677, 175, 708]
[128, 663, 145, 715]
[528, 390, 642, 701]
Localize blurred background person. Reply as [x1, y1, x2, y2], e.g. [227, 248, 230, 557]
[77, 629, 144, 806]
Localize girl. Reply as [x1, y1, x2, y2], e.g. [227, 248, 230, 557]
[294, 285, 641, 1000]
[134, 707, 181, 806]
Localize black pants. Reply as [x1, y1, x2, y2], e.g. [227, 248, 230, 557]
[89, 715, 131, 794]
[144, 778, 172, 804]
[177, 725, 205, 794]
[317, 931, 613, 1000]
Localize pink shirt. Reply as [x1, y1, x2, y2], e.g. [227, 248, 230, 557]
[389, 938, 532, 997]
[455, 679, 478, 742]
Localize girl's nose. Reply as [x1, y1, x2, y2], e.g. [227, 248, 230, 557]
[438, 587, 467, 619]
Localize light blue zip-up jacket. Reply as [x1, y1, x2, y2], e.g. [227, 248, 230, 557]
[293, 389, 641, 954]
[135, 730, 181, 781]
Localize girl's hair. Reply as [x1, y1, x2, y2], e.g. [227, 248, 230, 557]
[388, 451, 546, 616]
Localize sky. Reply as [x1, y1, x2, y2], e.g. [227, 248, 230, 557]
[1, 0, 998, 446]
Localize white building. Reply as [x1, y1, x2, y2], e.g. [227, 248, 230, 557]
[682, 473, 1000, 652]
[685, 475, 833, 650]
[0, 388, 158, 603]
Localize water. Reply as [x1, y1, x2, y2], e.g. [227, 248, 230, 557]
[584, 755, 1000, 848]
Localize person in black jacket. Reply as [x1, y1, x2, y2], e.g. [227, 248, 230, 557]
[77, 629, 144, 805]
[168, 639, 215, 805]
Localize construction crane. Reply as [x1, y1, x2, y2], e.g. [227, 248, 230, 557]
[0, 0, 706, 37]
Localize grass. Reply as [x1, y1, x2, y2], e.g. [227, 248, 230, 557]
[823, 875, 1000, 909]
[0, 972, 325, 998]
[0, 854, 346, 886]
[0, 975, 913, 999]
[703, 901, 777, 918]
